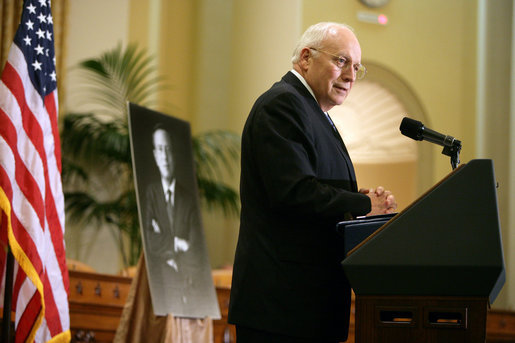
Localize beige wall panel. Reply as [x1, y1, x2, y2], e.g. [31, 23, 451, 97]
[64, 0, 131, 274]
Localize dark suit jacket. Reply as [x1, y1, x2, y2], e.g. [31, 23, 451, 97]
[228, 72, 371, 341]
[143, 180, 208, 316]
[144, 181, 191, 260]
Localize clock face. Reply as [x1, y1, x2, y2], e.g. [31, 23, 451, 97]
[359, 0, 390, 8]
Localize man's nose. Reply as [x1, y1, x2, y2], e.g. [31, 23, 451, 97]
[340, 66, 355, 82]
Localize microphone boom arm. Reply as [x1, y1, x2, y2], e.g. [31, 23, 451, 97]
[442, 139, 462, 170]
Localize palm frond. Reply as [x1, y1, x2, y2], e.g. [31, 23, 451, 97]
[64, 192, 117, 226]
[61, 156, 89, 184]
[197, 178, 239, 217]
[76, 43, 167, 117]
[193, 130, 240, 181]
[61, 112, 130, 165]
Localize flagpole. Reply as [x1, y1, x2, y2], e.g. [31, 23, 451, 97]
[2, 248, 14, 342]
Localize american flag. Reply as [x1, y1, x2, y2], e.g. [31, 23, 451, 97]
[0, 0, 70, 342]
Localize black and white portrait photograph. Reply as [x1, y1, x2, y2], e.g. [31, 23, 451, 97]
[128, 103, 220, 319]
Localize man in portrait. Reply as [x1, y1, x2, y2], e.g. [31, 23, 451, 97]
[140, 122, 214, 317]
[144, 124, 191, 274]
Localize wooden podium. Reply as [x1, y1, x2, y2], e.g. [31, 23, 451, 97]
[339, 159, 506, 343]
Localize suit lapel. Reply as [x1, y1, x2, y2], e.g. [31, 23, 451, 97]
[319, 110, 358, 186]
[282, 72, 358, 185]
[322, 112, 350, 157]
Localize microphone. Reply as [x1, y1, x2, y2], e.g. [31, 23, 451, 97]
[399, 117, 461, 148]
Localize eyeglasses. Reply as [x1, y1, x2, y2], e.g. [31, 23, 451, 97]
[154, 145, 171, 154]
[309, 47, 367, 80]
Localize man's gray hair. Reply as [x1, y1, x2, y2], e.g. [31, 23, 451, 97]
[291, 22, 354, 64]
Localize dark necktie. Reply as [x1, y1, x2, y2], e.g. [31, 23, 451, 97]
[166, 189, 174, 231]
[324, 112, 338, 132]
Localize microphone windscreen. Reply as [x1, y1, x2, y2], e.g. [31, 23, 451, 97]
[400, 117, 424, 141]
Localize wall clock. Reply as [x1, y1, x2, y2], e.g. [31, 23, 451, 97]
[359, 0, 390, 8]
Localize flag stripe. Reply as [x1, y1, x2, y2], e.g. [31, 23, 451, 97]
[12, 265, 27, 311]
[0, 185, 44, 343]
[0, 135, 45, 273]
[44, 92, 61, 172]
[0, 103, 46, 231]
[16, 292, 41, 343]
[42, 270, 62, 335]
[0, 211, 7, 272]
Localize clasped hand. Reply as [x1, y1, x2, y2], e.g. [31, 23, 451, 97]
[359, 186, 397, 216]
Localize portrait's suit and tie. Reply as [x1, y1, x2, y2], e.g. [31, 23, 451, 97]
[144, 180, 194, 270]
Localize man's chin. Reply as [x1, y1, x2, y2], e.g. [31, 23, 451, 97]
[331, 96, 347, 107]
[159, 170, 172, 179]
[321, 95, 347, 111]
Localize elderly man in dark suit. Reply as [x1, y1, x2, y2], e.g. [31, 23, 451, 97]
[228, 22, 397, 343]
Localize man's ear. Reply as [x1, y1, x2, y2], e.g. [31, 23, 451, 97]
[298, 47, 312, 71]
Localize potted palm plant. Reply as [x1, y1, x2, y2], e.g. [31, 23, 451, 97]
[61, 44, 239, 268]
